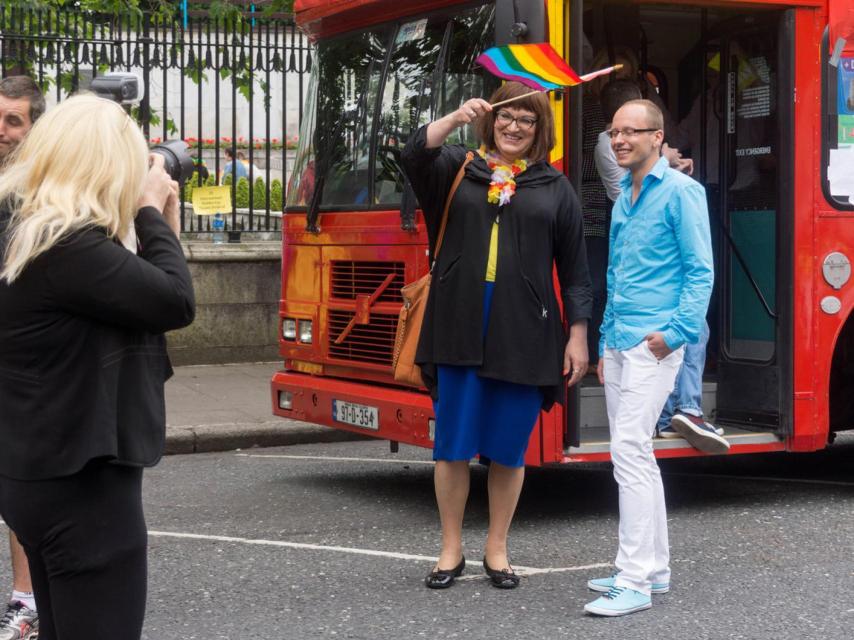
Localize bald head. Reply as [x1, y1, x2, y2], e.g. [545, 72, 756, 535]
[619, 99, 663, 132]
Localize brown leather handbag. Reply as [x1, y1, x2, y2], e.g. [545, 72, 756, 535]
[392, 152, 474, 387]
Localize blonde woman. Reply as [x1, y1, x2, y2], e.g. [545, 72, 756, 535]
[0, 94, 194, 640]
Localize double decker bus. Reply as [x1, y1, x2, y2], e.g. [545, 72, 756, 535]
[271, 0, 854, 465]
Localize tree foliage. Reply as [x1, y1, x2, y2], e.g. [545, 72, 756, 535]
[15, 1, 295, 17]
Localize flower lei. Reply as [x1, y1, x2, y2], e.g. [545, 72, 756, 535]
[478, 146, 528, 206]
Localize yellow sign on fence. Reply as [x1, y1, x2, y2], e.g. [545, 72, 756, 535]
[192, 186, 232, 215]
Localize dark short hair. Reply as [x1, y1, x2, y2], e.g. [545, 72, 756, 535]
[0, 76, 45, 123]
[600, 79, 642, 123]
[225, 147, 235, 158]
[476, 82, 555, 163]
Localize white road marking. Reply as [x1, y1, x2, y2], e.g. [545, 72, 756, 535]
[457, 562, 612, 580]
[0, 519, 607, 576]
[147, 528, 609, 575]
[236, 453, 436, 466]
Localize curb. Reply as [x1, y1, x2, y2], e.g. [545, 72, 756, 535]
[165, 420, 370, 455]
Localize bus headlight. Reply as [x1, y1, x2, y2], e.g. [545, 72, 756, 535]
[278, 390, 294, 410]
[282, 318, 297, 340]
[298, 319, 313, 344]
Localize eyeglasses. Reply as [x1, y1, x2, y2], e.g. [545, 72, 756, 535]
[495, 110, 537, 131]
[605, 127, 660, 140]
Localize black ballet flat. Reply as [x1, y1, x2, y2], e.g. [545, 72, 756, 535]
[425, 556, 465, 589]
[483, 557, 521, 589]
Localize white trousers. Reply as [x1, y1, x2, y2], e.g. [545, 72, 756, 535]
[603, 342, 684, 595]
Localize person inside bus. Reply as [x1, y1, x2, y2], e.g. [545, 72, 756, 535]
[586, 99, 713, 617]
[401, 82, 592, 590]
[581, 61, 611, 377]
[593, 79, 724, 454]
[590, 47, 679, 145]
[654, 54, 748, 452]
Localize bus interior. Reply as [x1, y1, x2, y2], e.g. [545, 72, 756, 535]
[567, 1, 792, 456]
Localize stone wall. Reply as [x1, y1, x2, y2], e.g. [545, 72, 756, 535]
[167, 241, 282, 365]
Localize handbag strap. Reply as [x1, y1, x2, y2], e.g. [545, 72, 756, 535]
[433, 151, 474, 264]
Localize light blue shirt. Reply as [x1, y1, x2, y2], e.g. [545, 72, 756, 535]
[600, 156, 713, 355]
[223, 160, 248, 181]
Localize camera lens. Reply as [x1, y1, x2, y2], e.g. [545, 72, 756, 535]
[150, 140, 195, 183]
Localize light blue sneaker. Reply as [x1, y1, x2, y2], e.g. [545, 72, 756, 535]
[584, 586, 652, 617]
[587, 574, 670, 594]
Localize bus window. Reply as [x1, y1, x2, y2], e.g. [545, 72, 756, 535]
[373, 4, 496, 205]
[439, 5, 498, 148]
[374, 17, 448, 205]
[823, 41, 854, 211]
[287, 27, 391, 208]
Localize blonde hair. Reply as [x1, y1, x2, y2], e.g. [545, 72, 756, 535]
[0, 93, 148, 282]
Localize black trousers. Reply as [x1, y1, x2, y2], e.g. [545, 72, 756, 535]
[0, 460, 147, 640]
[584, 234, 610, 365]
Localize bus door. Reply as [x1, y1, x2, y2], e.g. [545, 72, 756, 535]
[713, 11, 794, 435]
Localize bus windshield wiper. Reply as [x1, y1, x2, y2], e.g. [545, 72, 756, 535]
[306, 65, 373, 232]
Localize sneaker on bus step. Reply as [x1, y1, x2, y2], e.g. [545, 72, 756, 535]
[670, 412, 730, 454]
[658, 414, 723, 439]
[588, 574, 669, 594]
[584, 586, 652, 617]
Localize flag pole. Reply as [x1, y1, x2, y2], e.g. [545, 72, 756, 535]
[490, 89, 548, 108]
[579, 63, 624, 82]
[487, 64, 624, 108]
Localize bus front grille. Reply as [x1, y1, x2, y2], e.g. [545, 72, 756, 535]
[330, 261, 405, 304]
[328, 310, 398, 366]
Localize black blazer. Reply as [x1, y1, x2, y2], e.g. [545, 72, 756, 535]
[402, 126, 592, 408]
[0, 207, 195, 480]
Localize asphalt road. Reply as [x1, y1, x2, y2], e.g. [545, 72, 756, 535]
[2, 435, 853, 640]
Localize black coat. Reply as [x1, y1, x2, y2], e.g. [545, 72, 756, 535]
[402, 126, 592, 408]
[0, 207, 195, 480]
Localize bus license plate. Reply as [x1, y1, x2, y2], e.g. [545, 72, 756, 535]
[332, 400, 379, 431]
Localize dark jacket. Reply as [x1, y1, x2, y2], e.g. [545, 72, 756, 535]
[0, 206, 195, 480]
[402, 125, 592, 408]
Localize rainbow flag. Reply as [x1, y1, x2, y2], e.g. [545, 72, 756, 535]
[476, 44, 582, 91]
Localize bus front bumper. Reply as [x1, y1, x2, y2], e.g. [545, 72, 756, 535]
[271, 370, 435, 447]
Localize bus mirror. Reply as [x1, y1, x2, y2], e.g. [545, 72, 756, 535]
[495, 0, 546, 46]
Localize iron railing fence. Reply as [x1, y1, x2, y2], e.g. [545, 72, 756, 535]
[0, 5, 311, 238]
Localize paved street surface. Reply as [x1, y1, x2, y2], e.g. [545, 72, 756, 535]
[2, 435, 852, 639]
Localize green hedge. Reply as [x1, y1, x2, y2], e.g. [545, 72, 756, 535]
[183, 174, 284, 212]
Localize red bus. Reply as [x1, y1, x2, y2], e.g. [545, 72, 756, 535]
[272, 0, 854, 465]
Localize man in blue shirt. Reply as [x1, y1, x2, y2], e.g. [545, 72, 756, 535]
[585, 99, 715, 617]
[221, 147, 248, 183]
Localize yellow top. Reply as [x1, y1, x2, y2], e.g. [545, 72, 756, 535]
[485, 220, 499, 282]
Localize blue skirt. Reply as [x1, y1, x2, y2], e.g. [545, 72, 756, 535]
[432, 282, 544, 468]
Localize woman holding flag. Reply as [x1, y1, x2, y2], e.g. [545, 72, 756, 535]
[402, 80, 591, 590]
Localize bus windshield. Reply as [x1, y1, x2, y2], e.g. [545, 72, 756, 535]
[287, 3, 496, 210]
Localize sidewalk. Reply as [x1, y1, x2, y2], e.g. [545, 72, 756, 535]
[165, 362, 366, 454]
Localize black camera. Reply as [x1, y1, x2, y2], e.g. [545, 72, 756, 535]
[90, 73, 195, 184]
[90, 72, 142, 105]
[150, 139, 196, 185]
